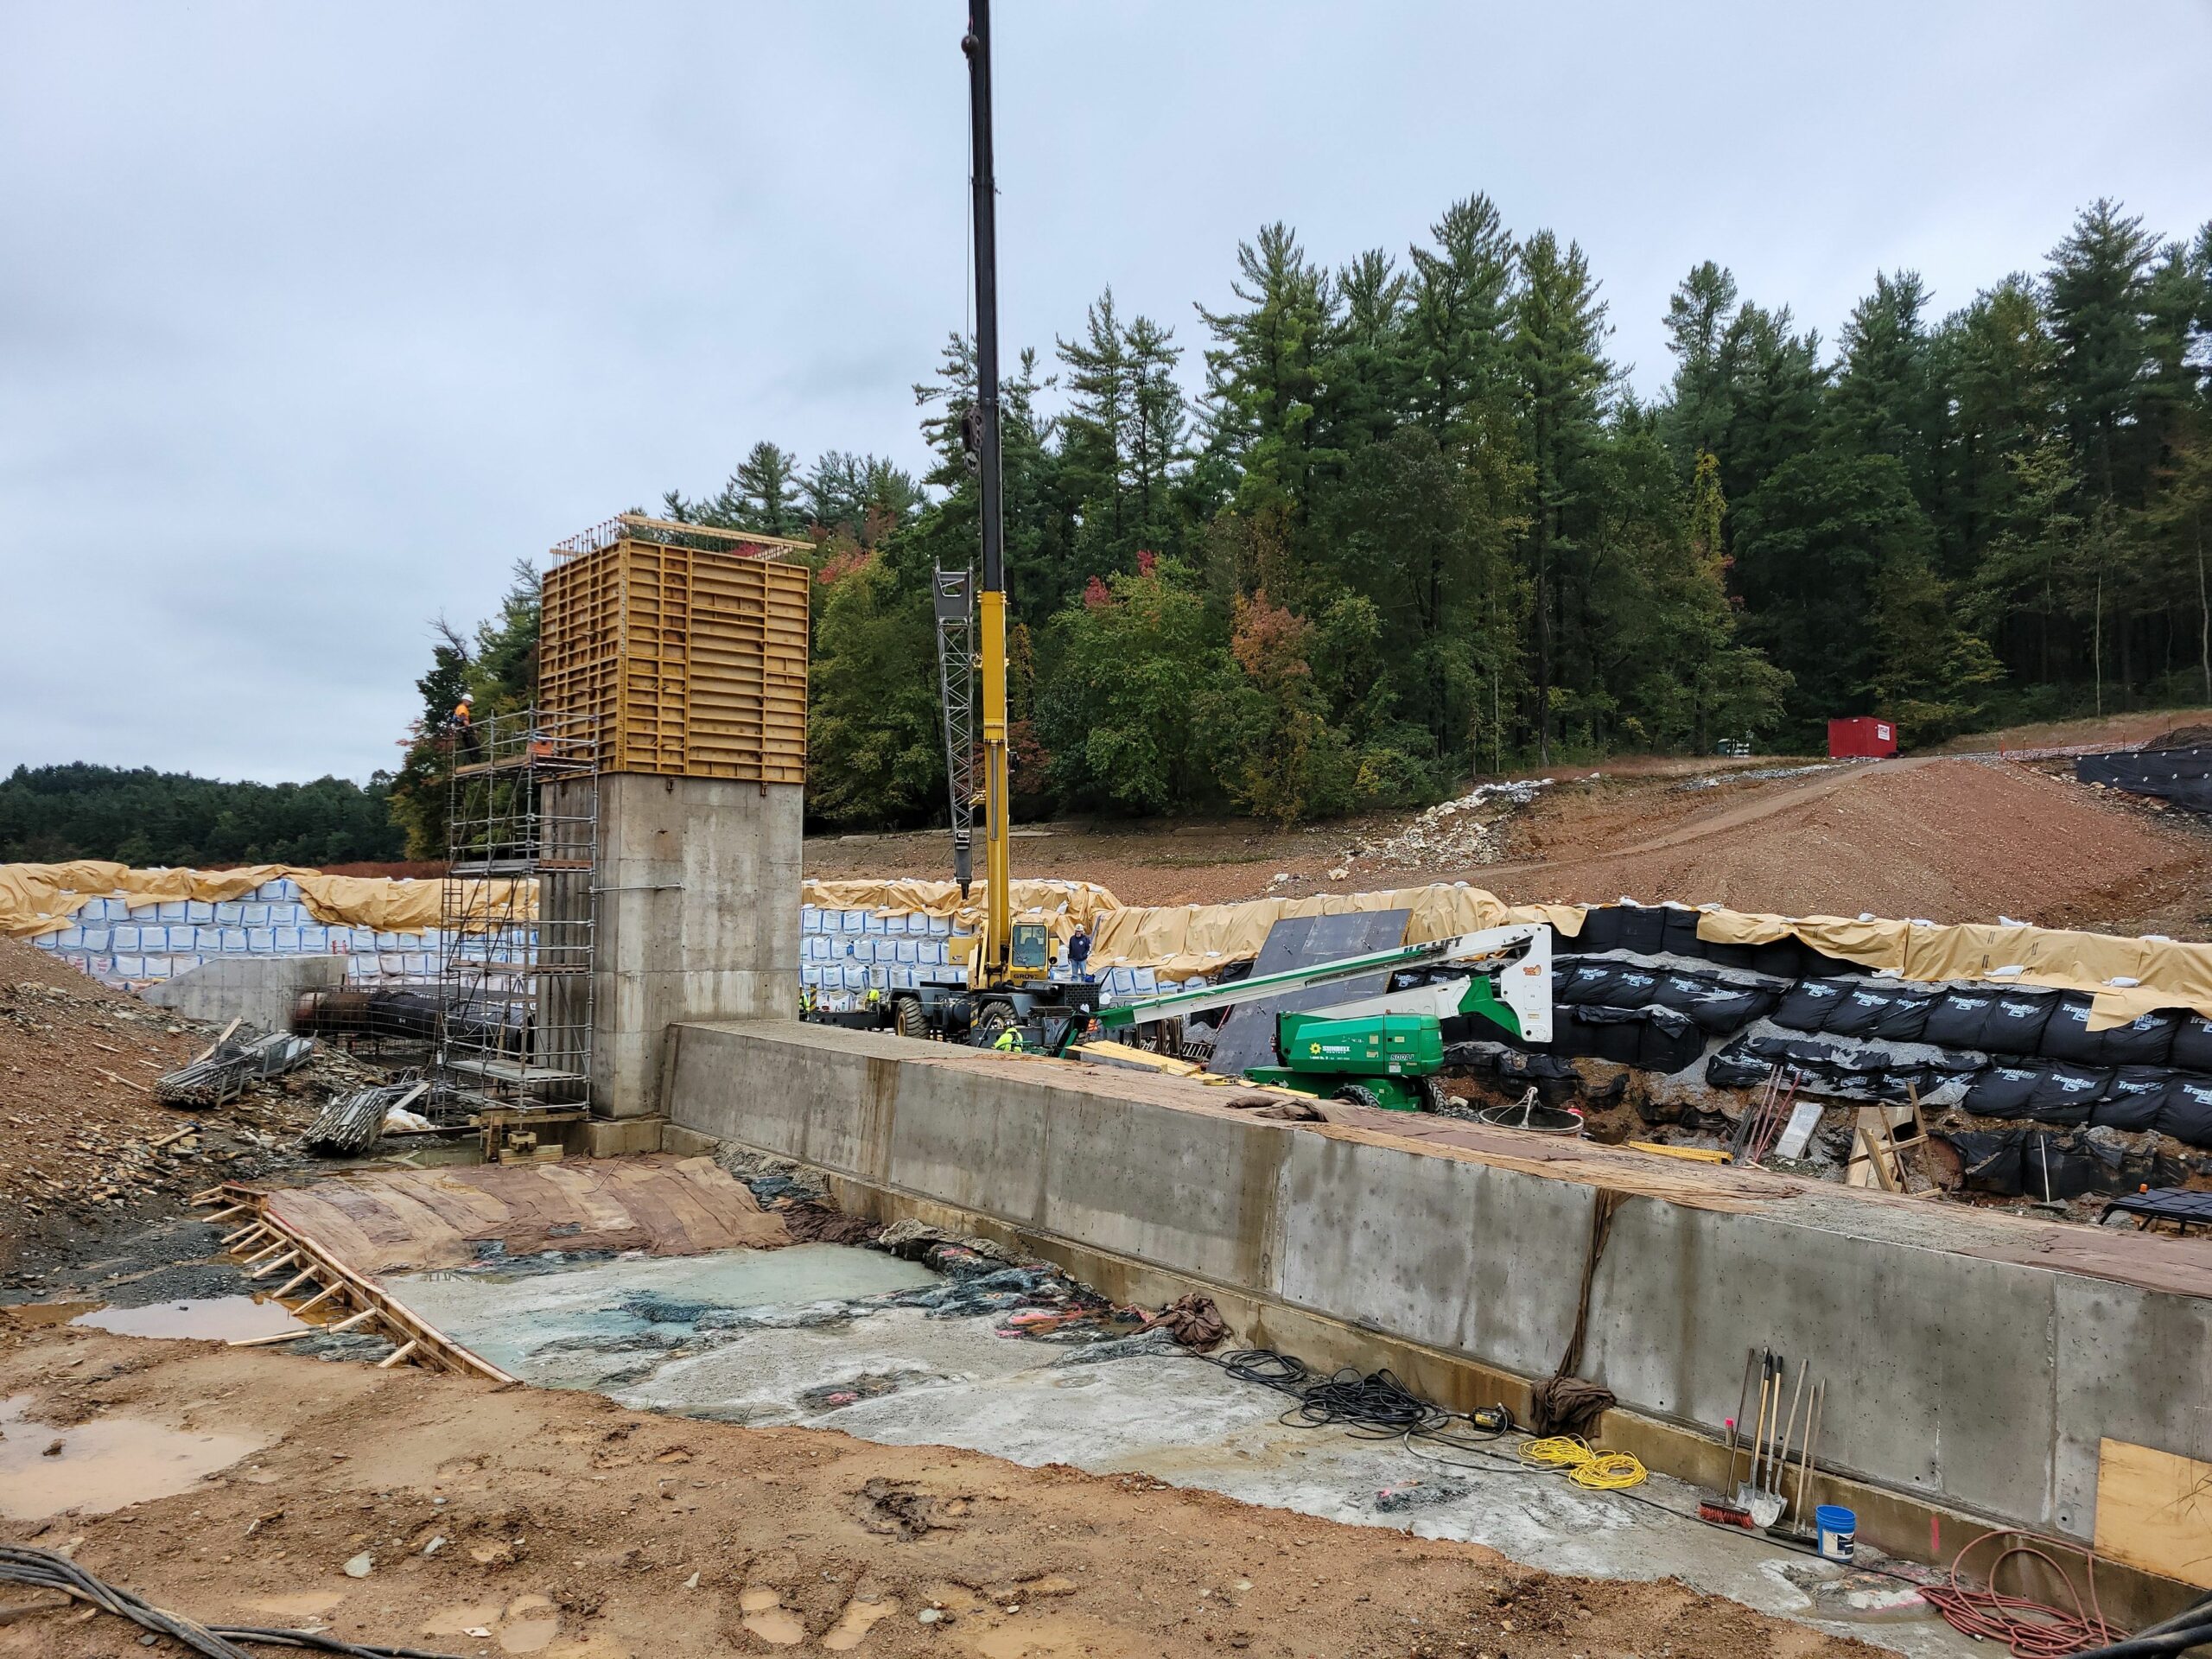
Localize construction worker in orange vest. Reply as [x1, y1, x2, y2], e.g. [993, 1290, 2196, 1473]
[449, 692, 480, 762]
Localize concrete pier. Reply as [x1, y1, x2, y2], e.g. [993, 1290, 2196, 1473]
[661, 1017, 2212, 1613]
[584, 775, 803, 1119]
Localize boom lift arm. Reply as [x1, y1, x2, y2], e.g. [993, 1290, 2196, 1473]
[1062, 925, 1554, 1109]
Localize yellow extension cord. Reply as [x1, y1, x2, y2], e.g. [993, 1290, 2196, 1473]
[1517, 1434, 1649, 1490]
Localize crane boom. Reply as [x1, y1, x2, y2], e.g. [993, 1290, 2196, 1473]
[962, 0, 1014, 979]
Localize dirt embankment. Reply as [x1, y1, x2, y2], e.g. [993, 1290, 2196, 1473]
[809, 753, 2212, 938]
[0, 936, 339, 1274]
[1477, 756, 2210, 931]
[0, 1325, 1879, 1659]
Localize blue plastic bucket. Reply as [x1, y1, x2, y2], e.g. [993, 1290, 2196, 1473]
[1815, 1504, 1857, 1563]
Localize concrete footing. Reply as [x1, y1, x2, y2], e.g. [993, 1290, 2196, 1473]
[145, 953, 346, 1032]
[662, 1017, 2212, 1625]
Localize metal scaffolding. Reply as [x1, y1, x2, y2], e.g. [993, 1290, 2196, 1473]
[437, 708, 598, 1113]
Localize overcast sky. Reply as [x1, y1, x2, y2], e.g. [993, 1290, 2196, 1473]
[3, 3, 2207, 785]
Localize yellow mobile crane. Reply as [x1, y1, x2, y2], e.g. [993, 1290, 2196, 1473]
[809, 0, 1097, 1047]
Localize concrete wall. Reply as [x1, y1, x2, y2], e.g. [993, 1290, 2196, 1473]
[664, 1018, 2212, 1559]
[588, 774, 803, 1118]
[145, 952, 347, 1033]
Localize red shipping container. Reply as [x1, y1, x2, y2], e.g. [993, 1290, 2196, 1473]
[1827, 715, 1898, 759]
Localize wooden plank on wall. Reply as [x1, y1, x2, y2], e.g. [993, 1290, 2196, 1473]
[2095, 1436, 2212, 1588]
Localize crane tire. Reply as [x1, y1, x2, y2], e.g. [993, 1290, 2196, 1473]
[892, 996, 928, 1040]
[974, 1002, 1016, 1048]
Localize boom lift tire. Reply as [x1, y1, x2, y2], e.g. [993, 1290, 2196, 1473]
[1417, 1075, 1449, 1114]
[893, 996, 928, 1040]
[1333, 1084, 1385, 1111]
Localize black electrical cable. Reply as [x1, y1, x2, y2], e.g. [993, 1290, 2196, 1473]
[0, 1548, 460, 1659]
[1192, 1347, 1944, 1592]
[1203, 1349, 1513, 1442]
[2062, 1616, 2212, 1659]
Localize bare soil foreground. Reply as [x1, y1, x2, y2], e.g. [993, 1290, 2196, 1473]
[0, 1325, 1873, 1659]
[808, 713, 2212, 938]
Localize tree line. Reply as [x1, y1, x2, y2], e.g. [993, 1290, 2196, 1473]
[405, 194, 2211, 838]
[0, 763, 405, 867]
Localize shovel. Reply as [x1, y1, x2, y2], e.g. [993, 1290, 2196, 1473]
[1736, 1351, 1776, 1518]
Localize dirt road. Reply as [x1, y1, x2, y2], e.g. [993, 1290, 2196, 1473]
[0, 1324, 1879, 1659]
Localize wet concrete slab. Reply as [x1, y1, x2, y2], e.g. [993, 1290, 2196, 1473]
[390, 1241, 1982, 1657]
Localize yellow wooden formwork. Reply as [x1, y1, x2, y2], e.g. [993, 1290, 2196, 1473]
[541, 520, 810, 782]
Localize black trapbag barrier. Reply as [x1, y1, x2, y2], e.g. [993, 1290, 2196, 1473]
[1613, 903, 1669, 957]
[1497, 1047, 1584, 1103]
[2158, 1076, 2212, 1148]
[1876, 1048, 1985, 1104]
[1823, 983, 1909, 1039]
[2076, 744, 2212, 812]
[1923, 988, 1997, 1050]
[1870, 988, 1937, 1042]
[1679, 984, 1777, 1035]
[1706, 1033, 1809, 1087]
[2093, 1068, 2171, 1132]
[2022, 1062, 2113, 1125]
[1554, 1005, 1645, 1065]
[1981, 988, 2060, 1056]
[1707, 1044, 1773, 1089]
[1607, 966, 1662, 1007]
[1556, 961, 1630, 1006]
[1751, 938, 1808, 978]
[1637, 1007, 1707, 1073]
[2038, 993, 2180, 1066]
[1964, 1063, 2043, 1116]
[1936, 1129, 2127, 1200]
[1573, 906, 1624, 954]
[1648, 969, 1720, 1012]
[2171, 1014, 2212, 1072]
[1661, 906, 1707, 960]
[1774, 977, 1852, 1033]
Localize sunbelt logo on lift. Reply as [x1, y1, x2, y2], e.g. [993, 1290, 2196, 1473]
[1308, 1040, 1365, 1058]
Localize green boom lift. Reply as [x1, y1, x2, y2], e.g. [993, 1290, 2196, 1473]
[1055, 924, 1555, 1111]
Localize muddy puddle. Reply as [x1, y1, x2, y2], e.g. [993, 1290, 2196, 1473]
[0, 1392, 267, 1520]
[71, 1294, 303, 1342]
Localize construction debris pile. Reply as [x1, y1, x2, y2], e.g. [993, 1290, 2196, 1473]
[1328, 778, 1553, 874]
[0, 938, 380, 1255]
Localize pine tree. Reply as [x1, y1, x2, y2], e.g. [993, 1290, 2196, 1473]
[1662, 262, 1740, 463]
[1404, 195, 1516, 446]
[1513, 231, 1613, 762]
[733, 442, 803, 535]
[2045, 199, 2159, 503]
[1122, 314, 1187, 553]
[1057, 288, 1135, 558]
[1833, 270, 1941, 505]
[1196, 223, 1335, 514]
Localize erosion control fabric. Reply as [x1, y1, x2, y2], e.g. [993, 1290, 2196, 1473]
[2076, 744, 2212, 812]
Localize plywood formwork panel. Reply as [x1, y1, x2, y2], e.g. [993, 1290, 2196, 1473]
[541, 528, 810, 782]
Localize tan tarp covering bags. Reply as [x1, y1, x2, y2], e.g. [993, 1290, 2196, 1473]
[0, 861, 529, 938]
[1695, 909, 2212, 1028]
[1085, 884, 1585, 982]
[801, 878, 1121, 957]
[12, 856, 2212, 1028]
